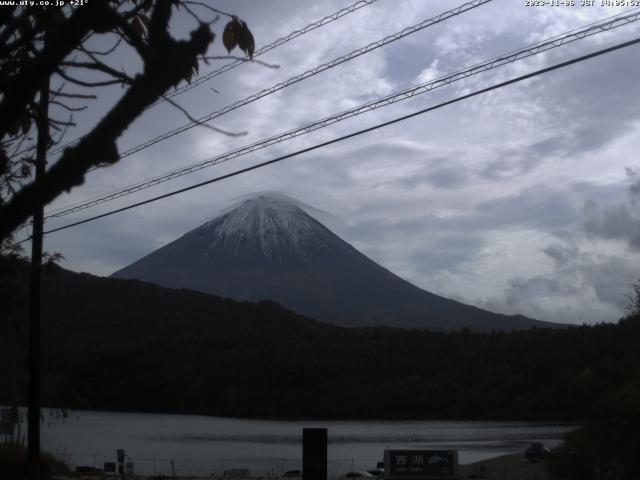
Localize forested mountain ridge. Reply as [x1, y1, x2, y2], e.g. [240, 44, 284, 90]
[1, 258, 639, 422]
[40, 264, 341, 352]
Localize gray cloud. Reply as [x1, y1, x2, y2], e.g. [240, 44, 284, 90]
[350, 183, 582, 236]
[479, 243, 639, 324]
[409, 235, 486, 273]
[473, 185, 580, 230]
[625, 167, 640, 201]
[584, 203, 640, 250]
[542, 243, 579, 268]
[478, 174, 640, 324]
[480, 146, 549, 181]
[581, 169, 640, 251]
[395, 165, 472, 189]
[540, 242, 637, 310]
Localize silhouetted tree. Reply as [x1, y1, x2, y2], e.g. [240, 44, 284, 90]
[0, 0, 254, 244]
[548, 283, 640, 479]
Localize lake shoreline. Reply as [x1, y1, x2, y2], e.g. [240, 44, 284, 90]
[50, 454, 553, 480]
[21, 408, 574, 477]
[4, 403, 583, 424]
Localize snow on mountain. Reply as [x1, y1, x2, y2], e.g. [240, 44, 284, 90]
[190, 194, 332, 261]
[112, 193, 552, 331]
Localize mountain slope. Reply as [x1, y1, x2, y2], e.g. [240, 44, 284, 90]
[43, 265, 340, 353]
[0, 258, 341, 355]
[112, 194, 551, 331]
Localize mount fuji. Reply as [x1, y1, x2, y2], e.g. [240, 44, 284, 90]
[112, 193, 549, 331]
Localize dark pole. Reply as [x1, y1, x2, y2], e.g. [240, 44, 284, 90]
[28, 74, 49, 480]
[303, 428, 328, 480]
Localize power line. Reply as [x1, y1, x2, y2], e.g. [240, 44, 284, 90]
[6, 35, 638, 251]
[46, 0, 497, 217]
[45, 9, 640, 220]
[45, 0, 384, 157]
[155, 0, 384, 105]
[34, 36, 640, 240]
[90, 0, 494, 163]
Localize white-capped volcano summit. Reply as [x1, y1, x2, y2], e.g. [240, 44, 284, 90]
[112, 193, 550, 331]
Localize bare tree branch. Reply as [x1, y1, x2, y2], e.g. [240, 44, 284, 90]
[0, 0, 215, 240]
[0, 8, 37, 57]
[0, 2, 120, 138]
[202, 55, 280, 69]
[48, 117, 75, 128]
[183, 1, 235, 19]
[55, 68, 127, 88]
[78, 36, 123, 57]
[49, 90, 97, 100]
[60, 61, 134, 84]
[162, 94, 248, 138]
[49, 100, 88, 113]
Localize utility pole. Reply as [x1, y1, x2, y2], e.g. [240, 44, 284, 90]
[28, 73, 49, 480]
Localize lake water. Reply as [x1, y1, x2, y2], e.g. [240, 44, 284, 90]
[25, 409, 575, 477]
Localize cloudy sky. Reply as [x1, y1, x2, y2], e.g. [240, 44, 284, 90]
[29, 0, 640, 325]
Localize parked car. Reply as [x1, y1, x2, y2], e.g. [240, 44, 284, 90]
[366, 468, 384, 477]
[283, 469, 302, 478]
[223, 468, 251, 478]
[342, 472, 374, 479]
[525, 442, 551, 462]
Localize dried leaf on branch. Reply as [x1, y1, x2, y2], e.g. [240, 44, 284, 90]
[222, 17, 255, 59]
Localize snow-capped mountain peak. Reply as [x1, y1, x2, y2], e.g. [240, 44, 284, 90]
[112, 193, 547, 331]
[190, 194, 331, 261]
